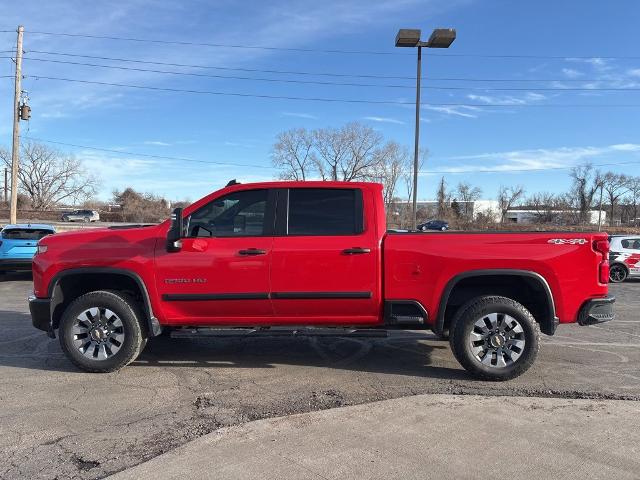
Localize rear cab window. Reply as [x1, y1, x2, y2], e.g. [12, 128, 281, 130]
[286, 188, 363, 236]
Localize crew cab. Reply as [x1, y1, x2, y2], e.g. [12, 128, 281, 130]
[29, 181, 615, 380]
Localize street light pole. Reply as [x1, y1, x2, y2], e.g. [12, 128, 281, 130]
[395, 28, 455, 231]
[411, 46, 422, 231]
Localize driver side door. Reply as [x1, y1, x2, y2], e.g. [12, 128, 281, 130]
[154, 188, 276, 325]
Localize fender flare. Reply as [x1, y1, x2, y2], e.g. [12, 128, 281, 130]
[436, 269, 558, 336]
[48, 267, 162, 336]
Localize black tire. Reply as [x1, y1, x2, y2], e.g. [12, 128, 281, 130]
[609, 264, 628, 283]
[449, 295, 540, 381]
[58, 290, 146, 373]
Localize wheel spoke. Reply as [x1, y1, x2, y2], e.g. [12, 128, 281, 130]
[495, 348, 507, 367]
[97, 344, 108, 360]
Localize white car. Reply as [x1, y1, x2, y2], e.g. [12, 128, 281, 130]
[61, 209, 100, 223]
[609, 235, 640, 282]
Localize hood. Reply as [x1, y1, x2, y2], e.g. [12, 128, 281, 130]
[39, 224, 164, 263]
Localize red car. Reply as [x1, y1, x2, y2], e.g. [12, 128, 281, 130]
[29, 181, 614, 380]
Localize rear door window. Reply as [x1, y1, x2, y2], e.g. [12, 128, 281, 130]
[287, 188, 362, 236]
[1, 228, 54, 240]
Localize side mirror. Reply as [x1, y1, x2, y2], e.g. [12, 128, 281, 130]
[166, 207, 184, 252]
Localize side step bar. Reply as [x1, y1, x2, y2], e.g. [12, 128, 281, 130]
[170, 327, 389, 339]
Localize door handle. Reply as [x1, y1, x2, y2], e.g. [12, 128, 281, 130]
[343, 247, 371, 255]
[238, 248, 267, 256]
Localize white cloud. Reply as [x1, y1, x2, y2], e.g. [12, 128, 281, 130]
[428, 143, 640, 175]
[363, 116, 405, 124]
[562, 68, 583, 78]
[628, 69, 640, 78]
[143, 140, 172, 146]
[422, 105, 479, 118]
[282, 112, 319, 119]
[467, 92, 547, 105]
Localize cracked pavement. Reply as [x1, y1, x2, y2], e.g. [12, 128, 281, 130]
[0, 272, 639, 479]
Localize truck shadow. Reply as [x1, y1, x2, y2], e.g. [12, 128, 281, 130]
[0, 310, 469, 380]
[133, 332, 470, 380]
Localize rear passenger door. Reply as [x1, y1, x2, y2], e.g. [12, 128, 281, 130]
[270, 187, 380, 325]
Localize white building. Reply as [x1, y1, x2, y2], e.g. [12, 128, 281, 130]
[390, 200, 501, 221]
[504, 209, 606, 225]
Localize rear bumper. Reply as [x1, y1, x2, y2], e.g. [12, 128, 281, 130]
[578, 296, 615, 326]
[0, 258, 33, 271]
[29, 295, 54, 337]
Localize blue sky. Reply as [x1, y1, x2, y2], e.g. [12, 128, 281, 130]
[1, 0, 639, 202]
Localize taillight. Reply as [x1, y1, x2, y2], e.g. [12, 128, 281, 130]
[594, 239, 610, 284]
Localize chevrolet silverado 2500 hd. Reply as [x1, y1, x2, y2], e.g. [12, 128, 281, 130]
[29, 181, 614, 380]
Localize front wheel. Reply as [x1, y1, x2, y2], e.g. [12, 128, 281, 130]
[609, 264, 627, 283]
[59, 290, 146, 372]
[449, 296, 539, 381]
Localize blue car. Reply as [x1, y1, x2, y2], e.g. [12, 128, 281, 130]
[0, 224, 56, 273]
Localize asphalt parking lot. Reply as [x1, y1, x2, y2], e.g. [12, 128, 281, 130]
[1, 273, 639, 479]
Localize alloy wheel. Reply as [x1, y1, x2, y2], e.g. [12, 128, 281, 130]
[72, 307, 125, 360]
[469, 312, 526, 368]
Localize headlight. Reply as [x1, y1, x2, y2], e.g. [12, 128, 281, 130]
[37, 245, 48, 254]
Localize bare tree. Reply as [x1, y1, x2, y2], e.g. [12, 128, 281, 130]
[456, 181, 482, 219]
[569, 162, 602, 224]
[271, 128, 314, 180]
[498, 185, 525, 223]
[527, 192, 567, 224]
[623, 176, 640, 224]
[312, 126, 351, 181]
[0, 142, 99, 210]
[369, 141, 409, 222]
[436, 177, 448, 218]
[602, 172, 629, 226]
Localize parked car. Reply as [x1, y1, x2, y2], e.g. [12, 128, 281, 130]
[418, 219, 449, 231]
[61, 209, 100, 222]
[30, 181, 613, 380]
[0, 224, 55, 273]
[609, 235, 640, 282]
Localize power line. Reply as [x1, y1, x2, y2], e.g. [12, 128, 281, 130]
[23, 30, 640, 60]
[19, 56, 640, 92]
[26, 30, 410, 56]
[27, 50, 620, 83]
[25, 75, 640, 107]
[23, 137, 275, 170]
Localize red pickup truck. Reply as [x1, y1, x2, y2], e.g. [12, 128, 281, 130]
[30, 181, 614, 380]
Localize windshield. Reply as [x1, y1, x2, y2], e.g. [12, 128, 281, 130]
[1, 228, 54, 240]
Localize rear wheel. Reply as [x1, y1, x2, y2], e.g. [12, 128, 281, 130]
[449, 295, 539, 381]
[609, 264, 627, 283]
[59, 290, 146, 372]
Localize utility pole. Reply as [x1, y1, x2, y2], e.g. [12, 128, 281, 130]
[9, 25, 24, 225]
[3, 168, 7, 203]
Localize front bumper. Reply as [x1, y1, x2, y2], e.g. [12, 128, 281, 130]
[0, 258, 33, 271]
[578, 296, 615, 326]
[29, 295, 54, 337]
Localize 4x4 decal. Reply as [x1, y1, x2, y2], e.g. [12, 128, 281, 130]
[547, 238, 587, 245]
